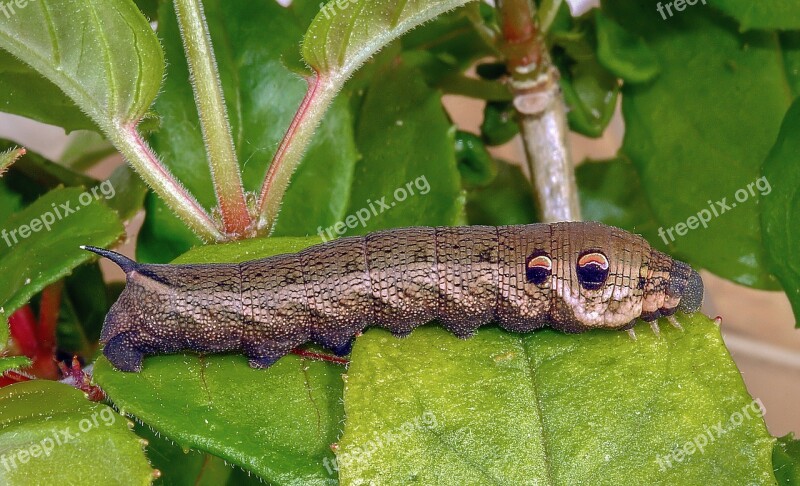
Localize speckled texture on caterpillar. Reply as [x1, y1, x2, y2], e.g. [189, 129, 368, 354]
[84, 222, 704, 372]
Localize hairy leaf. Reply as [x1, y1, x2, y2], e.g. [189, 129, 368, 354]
[0, 141, 96, 190]
[337, 316, 774, 484]
[0, 146, 24, 176]
[0, 381, 153, 484]
[302, 0, 477, 86]
[0, 51, 96, 132]
[0, 0, 163, 130]
[134, 419, 270, 486]
[0, 356, 30, 373]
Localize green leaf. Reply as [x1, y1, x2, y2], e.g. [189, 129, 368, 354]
[337, 315, 775, 484]
[577, 158, 662, 248]
[0, 187, 123, 345]
[59, 131, 117, 171]
[401, 4, 498, 73]
[0, 180, 23, 228]
[480, 101, 520, 146]
[0, 356, 31, 373]
[94, 236, 345, 485]
[0, 0, 164, 130]
[551, 12, 620, 138]
[56, 263, 111, 357]
[595, 9, 659, 84]
[134, 423, 242, 486]
[761, 97, 800, 326]
[0, 51, 96, 132]
[139, 0, 359, 262]
[102, 164, 149, 222]
[454, 131, 497, 188]
[336, 62, 464, 238]
[466, 162, 538, 226]
[781, 33, 800, 97]
[95, 352, 343, 486]
[710, 0, 800, 31]
[603, 0, 792, 289]
[0, 381, 153, 484]
[0, 141, 96, 190]
[773, 434, 800, 484]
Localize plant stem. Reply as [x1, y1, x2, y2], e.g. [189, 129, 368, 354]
[497, 0, 581, 223]
[256, 74, 337, 233]
[110, 126, 224, 241]
[174, 0, 252, 236]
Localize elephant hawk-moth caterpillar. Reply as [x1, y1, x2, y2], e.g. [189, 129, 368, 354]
[84, 221, 704, 372]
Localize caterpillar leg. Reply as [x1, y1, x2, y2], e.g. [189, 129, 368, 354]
[248, 355, 281, 369]
[103, 333, 145, 372]
[650, 320, 661, 337]
[667, 315, 683, 330]
[244, 343, 290, 369]
[329, 338, 355, 357]
[626, 328, 637, 341]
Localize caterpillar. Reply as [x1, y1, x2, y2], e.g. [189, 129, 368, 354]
[84, 222, 704, 372]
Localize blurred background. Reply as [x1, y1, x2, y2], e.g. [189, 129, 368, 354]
[1, 0, 797, 437]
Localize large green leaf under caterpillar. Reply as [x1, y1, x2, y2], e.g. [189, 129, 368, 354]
[337, 317, 775, 484]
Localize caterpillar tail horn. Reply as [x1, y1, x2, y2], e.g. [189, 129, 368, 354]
[80, 246, 139, 274]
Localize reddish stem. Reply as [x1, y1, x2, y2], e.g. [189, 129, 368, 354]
[5, 283, 63, 380]
[497, 0, 545, 74]
[37, 282, 63, 353]
[8, 305, 38, 357]
[256, 74, 324, 231]
[291, 347, 349, 366]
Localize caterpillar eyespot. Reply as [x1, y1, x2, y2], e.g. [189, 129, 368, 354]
[525, 252, 552, 285]
[576, 251, 610, 291]
[83, 222, 705, 372]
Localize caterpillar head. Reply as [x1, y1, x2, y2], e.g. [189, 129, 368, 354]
[527, 222, 704, 331]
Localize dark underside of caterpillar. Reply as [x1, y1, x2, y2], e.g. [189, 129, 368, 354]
[83, 222, 704, 372]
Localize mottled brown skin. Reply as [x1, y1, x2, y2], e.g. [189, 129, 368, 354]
[84, 222, 704, 372]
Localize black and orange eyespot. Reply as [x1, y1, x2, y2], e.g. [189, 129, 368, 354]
[526, 252, 552, 285]
[576, 251, 609, 291]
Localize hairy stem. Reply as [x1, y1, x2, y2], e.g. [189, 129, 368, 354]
[109, 125, 224, 241]
[497, 0, 581, 223]
[256, 74, 337, 233]
[0, 146, 24, 176]
[174, 0, 252, 236]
